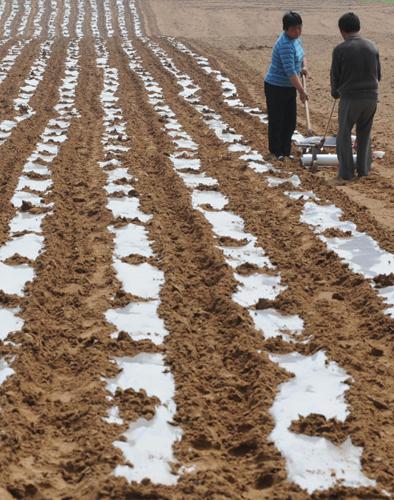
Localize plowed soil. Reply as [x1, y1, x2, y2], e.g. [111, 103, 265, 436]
[0, 0, 392, 499]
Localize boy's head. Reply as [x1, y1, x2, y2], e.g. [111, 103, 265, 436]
[283, 11, 303, 39]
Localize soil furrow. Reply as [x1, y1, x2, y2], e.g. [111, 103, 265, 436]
[8, 0, 23, 38]
[39, 0, 52, 38]
[55, 0, 67, 36]
[31, 0, 44, 37]
[172, 39, 265, 112]
[95, 0, 107, 38]
[24, 0, 38, 37]
[46, 0, 57, 37]
[0, 0, 13, 36]
[0, 40, 41, 120]
[0, 40, 65, 239]
[68, 0, 78, 38]
[4, 0, 19, 38]
[74, 0, 84, 38]
[0, 38, 14, 59]
[15, 0, 32, 37]
[109, 0, 121, 37]
[88, 0, 99, 37]
[2, 0, 18, 38]
[102, 0, 114, 37]
[81, 0, 88, 37]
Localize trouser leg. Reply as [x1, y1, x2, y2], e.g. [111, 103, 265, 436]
[282, 89, 297, 156]
[265, 82, 285, 156]
[355, 99, 377, 177]
[337, 98, 356, 180]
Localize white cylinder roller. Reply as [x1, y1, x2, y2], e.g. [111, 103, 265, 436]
[301, 154, 357, 167]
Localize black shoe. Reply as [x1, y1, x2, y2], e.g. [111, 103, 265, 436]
[276, 155, 285, 162]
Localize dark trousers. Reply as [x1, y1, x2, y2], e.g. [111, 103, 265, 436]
[264, 81, 297, 157]
[337, 97, 377, 180]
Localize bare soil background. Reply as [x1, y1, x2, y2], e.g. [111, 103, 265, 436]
[0, 0, 392, 498]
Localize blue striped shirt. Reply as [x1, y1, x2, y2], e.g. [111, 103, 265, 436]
[265, 32, 304, 87]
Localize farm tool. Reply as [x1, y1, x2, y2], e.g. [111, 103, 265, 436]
[296, 97, 356, 171]
[302, 75, 313, 136]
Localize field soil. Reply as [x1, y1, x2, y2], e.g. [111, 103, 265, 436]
[0, 0, 391, 498]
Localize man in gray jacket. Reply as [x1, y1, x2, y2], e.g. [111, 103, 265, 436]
[330, 12, 381, 184]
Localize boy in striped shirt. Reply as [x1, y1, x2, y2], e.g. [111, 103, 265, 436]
[264, 11, 308, 161]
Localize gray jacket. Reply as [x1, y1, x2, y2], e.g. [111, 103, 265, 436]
[330, 35, 381, 99]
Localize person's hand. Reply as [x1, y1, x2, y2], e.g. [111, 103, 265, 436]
[301, 68, 308, 77]
[299, 89, 308, 103]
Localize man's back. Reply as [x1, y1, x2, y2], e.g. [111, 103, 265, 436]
[331, 36, 381, 99]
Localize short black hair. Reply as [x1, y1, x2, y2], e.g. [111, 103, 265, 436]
[283, 11, 303, 31]
[338, 12, 360, 33]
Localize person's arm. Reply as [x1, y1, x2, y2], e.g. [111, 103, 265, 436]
[330, 47, 340, 99]
[377, 52, 381, 82]
[278, 42, 308, 102]
[290, 74, 308, 103]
